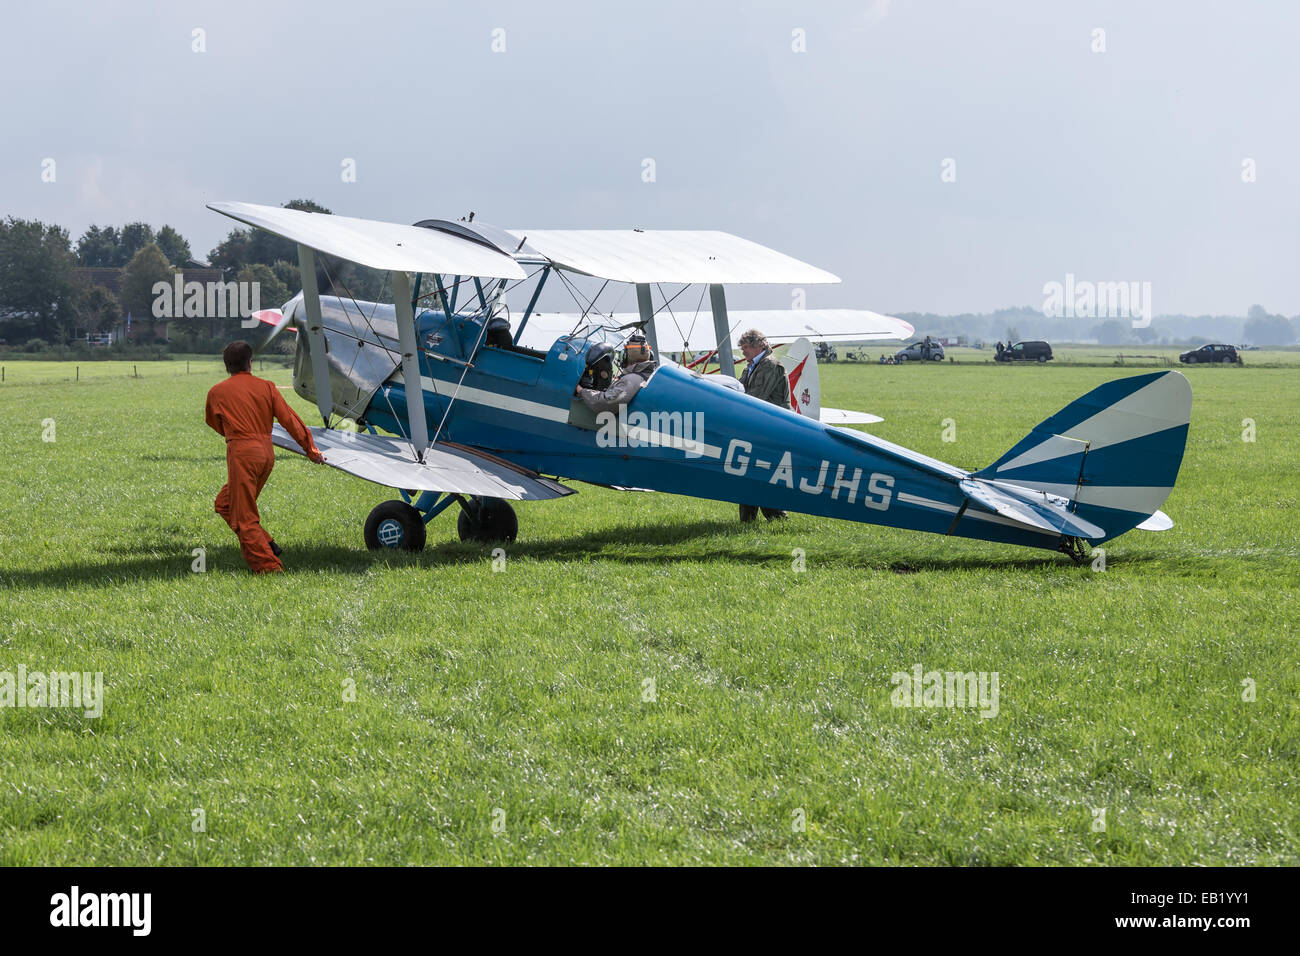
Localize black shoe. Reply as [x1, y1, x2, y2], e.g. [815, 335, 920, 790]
[269, 539, 283, 557]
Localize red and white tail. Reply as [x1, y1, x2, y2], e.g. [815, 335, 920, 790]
[776, 337, 884, 426]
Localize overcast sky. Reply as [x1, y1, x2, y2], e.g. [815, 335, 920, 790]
[2, 0, 1295, 316]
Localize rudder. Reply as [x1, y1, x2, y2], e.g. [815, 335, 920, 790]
[973, 370, 1192, 542]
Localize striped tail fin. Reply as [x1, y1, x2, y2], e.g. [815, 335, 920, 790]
[972, 370, 1192, 543]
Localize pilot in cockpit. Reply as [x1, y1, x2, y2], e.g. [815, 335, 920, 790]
[573, 335, 657, 414]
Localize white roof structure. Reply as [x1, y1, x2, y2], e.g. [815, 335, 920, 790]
[208, 202, 525, 279]
[505, 229, 840, 285]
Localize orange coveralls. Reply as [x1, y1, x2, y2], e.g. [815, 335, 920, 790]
[204, 372, 323, 573]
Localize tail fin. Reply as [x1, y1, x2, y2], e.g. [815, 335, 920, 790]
[777, 337, 886, 424]
[973, 370, 1192, 542]
[777, 337, 821, 419]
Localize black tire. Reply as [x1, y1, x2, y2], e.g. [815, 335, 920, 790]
[897, 354, 908, 362]
[1037, 355, 1047, 363]
[1186, 356, 1197, 364]
[364, 500, 426, 552]
[1221, 356, 1233, 364]
[457, 498, 518, 543]
[931, 353, 943, 361]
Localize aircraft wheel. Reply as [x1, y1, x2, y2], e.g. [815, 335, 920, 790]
[458, 498, 518, 543]
[364, 500, 427, 552]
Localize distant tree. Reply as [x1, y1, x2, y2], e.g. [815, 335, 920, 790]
[76, 224, 122, 266]
[1005, 326, 1020, 343]
[1091, 320, 1129, 345]
[209, 229, 251, 279]
[1242, 311, 1294, 346]
[118, 222, 155, 264]
[0, 218, 78, 342]
[154, 225, 192, 266]
[271, 260, 299, 296]
[237, 263, 290, 311]
[119, 243, 174, 320]
[70, 282, 121, 335]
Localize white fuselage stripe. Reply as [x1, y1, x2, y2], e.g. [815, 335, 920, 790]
[414, 375, 570, 423]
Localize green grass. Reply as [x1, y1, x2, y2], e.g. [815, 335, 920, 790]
[0, 360, 1296, 865]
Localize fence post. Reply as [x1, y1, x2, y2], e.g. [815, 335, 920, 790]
[77, 365, 80, 381]
[133, 364, 138, 378]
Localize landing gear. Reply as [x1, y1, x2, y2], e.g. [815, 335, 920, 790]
[1058, 535, 1090, 565]
[457, 496, 518, 543]
[364, 500, 427, 552]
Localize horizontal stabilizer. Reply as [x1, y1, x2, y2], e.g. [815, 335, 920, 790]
[272, 425, 574, 501]
[820, 406, 884, 425]
[1136, 510, 1174, 531]
[959, 478, 1105, 539]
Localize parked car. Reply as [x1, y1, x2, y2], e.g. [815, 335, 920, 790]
[895, 339, 945, 362]
[995, 340, 1053, 363]
[1179, 343, 1239, 364]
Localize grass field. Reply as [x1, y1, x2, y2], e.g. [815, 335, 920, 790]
[1, 357, 1296, 865]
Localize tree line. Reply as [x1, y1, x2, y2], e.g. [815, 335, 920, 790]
[0, 199, 387, 354]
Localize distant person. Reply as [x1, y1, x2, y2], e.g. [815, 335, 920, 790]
[574, 335, 657, 413]
[205, 341, 325, 573]
[736, 329, 789, 522]
[996, 340, 1005, 357]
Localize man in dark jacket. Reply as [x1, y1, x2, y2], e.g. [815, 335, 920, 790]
[737, 329, 789, 522]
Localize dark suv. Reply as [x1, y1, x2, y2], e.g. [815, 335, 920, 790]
[996, 340, 1053, 363]
[1179, 343, 1239, 365]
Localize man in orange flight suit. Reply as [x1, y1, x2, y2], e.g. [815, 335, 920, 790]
[205, 341, 326, 573]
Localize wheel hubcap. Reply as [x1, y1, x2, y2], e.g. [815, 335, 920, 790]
[377, 519, 404, 548]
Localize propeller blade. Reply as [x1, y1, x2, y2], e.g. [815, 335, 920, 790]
[251, 306, 297, 355]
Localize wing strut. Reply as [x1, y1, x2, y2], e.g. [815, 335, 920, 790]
[296, 244, 335, 425]
[635, 284, 659, 359]
[390, 270, 430, 462]
[709, 284, 735, 377]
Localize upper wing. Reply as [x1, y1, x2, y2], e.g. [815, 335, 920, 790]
[208, 201, 526, 279]
[272, 425, 573, 501]
[506, 229, 839, 285]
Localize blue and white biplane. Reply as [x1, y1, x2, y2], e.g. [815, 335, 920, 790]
[209, 202, 1191, 561]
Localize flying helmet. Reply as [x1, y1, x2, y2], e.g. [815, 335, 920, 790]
[582, 342, 616, 391]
